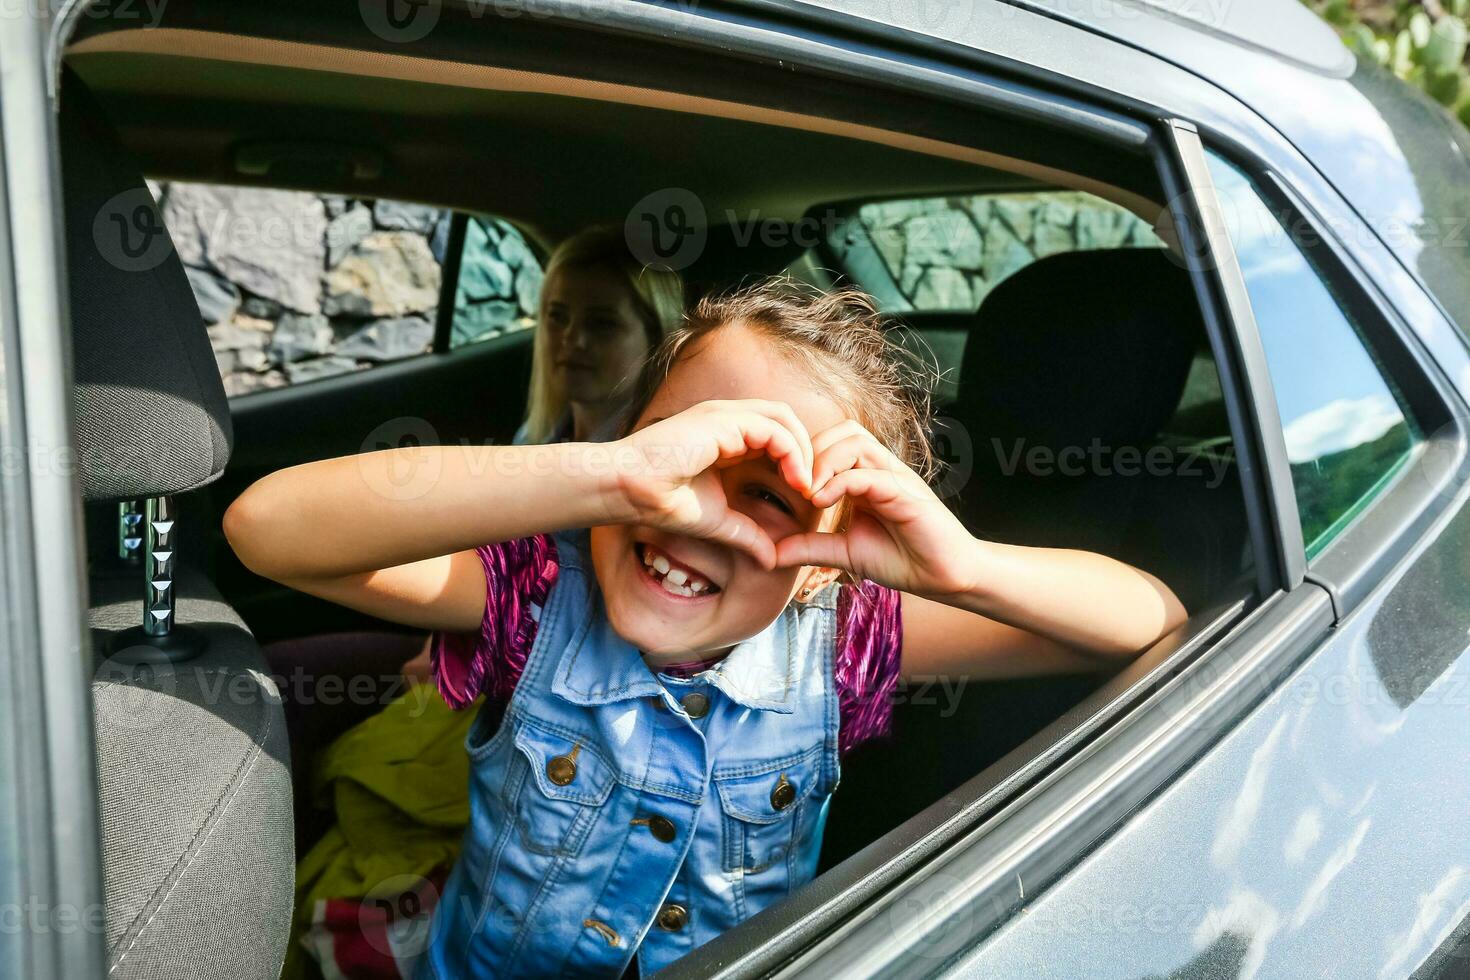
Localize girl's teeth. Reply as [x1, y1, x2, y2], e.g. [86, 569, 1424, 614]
[643, 545, 712, 597]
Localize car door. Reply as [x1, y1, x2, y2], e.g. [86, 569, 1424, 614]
[750, 126, 1470, 979]
[616, 3, 1470, 978]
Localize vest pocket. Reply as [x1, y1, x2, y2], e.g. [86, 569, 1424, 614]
[503, 721, 616, 858]
[714, 749, 822, 876]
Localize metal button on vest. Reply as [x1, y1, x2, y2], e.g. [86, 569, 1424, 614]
[648, 695, 668, 712]
[546, 744, 581, 786]
[632, 814, 677, 842]
[680, 692, 709, 719]
[656, 903, 689, 931]
[647, 815, 677, 842]
[771, 773, 796, 811]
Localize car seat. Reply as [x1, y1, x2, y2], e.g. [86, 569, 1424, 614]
[60, 68, 293, 980]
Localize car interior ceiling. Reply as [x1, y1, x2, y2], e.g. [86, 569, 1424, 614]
[62, 5, 1254, 925]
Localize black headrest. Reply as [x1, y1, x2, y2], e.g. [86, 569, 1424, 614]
[954, 249, 1201, 454]
[60, 69, 232, 501]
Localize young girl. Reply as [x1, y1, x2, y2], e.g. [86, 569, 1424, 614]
[226, 283, 1186, 978]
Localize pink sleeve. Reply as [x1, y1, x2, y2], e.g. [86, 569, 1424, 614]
[430, 535, 560, 709]
[833, 581, 903, 754]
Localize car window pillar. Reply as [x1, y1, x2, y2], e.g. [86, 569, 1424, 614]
[1155, 119, 1306, 595]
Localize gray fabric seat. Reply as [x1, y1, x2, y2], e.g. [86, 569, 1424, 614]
[60, 69, 293, 980]
[89, 569, 293, 979]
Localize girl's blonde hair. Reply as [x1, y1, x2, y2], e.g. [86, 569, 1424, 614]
[523, 226, 685, 443]
[625, 278, 938, 497]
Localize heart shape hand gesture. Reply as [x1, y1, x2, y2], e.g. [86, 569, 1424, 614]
[613, 400, 979, 600]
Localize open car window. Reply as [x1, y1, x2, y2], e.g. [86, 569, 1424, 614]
[154, 182, 541, 396]
[824, 190, 1165, 313]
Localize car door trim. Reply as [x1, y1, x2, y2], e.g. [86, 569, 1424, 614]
[1155, 119, 1306, 595]
[0, 10, 107, 979]
[671, 586, 1330, 977]
[776, 586, 1332, 976]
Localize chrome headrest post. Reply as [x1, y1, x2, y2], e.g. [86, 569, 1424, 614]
[142, 495, 175, 637]
[108, 493, 200, 663]
[117, 499, 143, 562]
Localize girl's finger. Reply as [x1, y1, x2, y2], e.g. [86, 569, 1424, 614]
[810, 468, 910, 516]
[774, 530, 853, 572]
[811, 431, 900, 493]
[740, 399, 816, 484]
[720, 410, 813, 496]
[706, 508, 777, 569]
[810, 419, 869, 457]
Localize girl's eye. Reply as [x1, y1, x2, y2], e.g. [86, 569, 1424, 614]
[747, 484, 795, 517]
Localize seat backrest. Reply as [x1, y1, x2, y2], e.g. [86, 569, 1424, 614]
[60, 69, 293, 980]
[948, 248, 1248, 610]
[822, 250, 1250, 873]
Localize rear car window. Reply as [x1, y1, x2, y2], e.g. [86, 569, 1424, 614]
[1205, 152, 1421, 556]
[450, 215, 543, 348]
[154, 181, 540, 396]
[825, 190, 1164, 313]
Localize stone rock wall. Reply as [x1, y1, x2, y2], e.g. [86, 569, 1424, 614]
[155, 182, 540, 396]
[853, 191, 1163, 311]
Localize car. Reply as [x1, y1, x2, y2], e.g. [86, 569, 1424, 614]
[4, 0, 1470, 977]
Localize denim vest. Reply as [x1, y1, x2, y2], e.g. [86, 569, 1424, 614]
[419, 531, 841, 978]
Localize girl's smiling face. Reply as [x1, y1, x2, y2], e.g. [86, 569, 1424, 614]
[589, 324, 847, 661]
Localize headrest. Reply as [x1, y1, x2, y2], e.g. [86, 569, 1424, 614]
[954, 249, 1201, 455]
[60, 69, 232, 501]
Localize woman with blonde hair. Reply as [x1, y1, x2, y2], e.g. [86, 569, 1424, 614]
[517, 225, 684, 444]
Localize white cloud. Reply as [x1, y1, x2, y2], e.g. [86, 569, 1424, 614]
[1282, 394, 1403, 464]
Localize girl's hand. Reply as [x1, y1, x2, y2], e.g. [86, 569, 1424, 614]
[612, 400, 815, 568]
[774, 420, 980, 600]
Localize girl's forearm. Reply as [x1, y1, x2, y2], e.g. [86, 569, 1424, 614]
[951, 538, 1188, 657]
[224, 443, 636, 584]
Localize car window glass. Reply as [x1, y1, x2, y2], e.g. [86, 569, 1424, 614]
[449, 216, 542, 347]
[155, 184, 540, 396]
[1205, 152, 1421, 557]
[824, 190, 1165, 312]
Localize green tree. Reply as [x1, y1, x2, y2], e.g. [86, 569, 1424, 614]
[1308, 0, 1470, 127]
